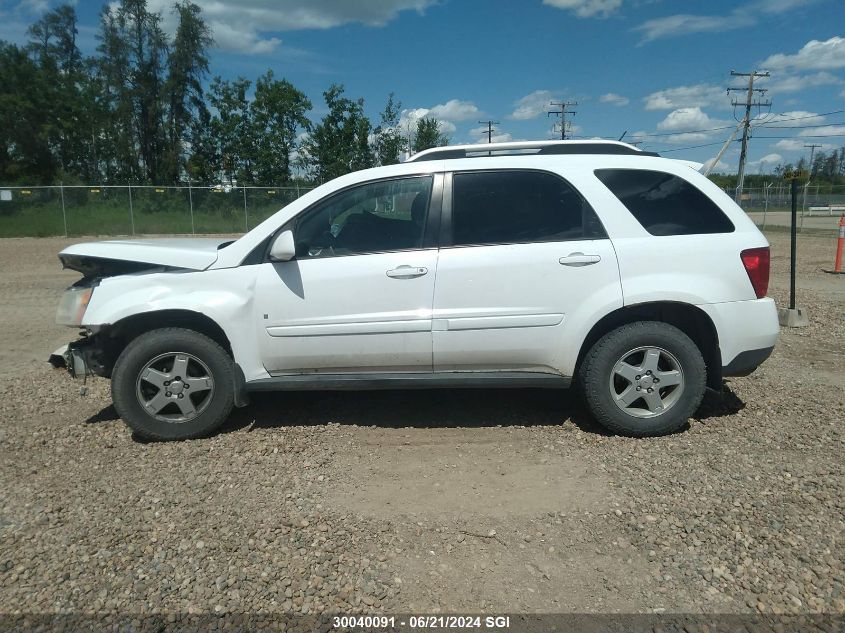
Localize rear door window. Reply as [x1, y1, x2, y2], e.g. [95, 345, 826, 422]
[595, 168, 734, 236]
[450, 170, 606, 246]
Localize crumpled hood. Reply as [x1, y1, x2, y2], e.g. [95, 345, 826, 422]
[59, 237, 236, 276]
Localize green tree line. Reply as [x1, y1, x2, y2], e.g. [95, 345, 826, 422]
[0, 0, 450, 186]
[710, 149, 845, 190]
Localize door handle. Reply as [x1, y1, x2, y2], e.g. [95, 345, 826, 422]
[559, 252, 601, 267]
[386, 265, 428, 279]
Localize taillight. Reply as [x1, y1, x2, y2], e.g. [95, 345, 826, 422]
[740, 247, 770, 298]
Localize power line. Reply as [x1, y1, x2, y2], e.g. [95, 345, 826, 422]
[727, 69, 771, 203]
[629, 125, 736, 138]
[754, 108, 845, 125]
[477, 120, 500, 144]
[547, 101, 577, 140]
[753, 134, 845, 138]
[752, 121, 845, 129]
[657, 140, 738, 153]
[623, 117, 843, 143]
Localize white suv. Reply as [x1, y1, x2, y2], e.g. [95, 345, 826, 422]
[51, 141, 779, 440]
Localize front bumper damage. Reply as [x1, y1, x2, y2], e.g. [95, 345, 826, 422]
[48, 334, 108, 379]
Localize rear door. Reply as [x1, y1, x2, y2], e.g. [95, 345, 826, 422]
[431, 169, 623, 376]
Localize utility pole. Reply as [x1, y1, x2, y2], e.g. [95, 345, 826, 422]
[801, 143, 822, 225]
[478, 120, 500, 144]
[727, 70, 771, 203]
[547, 100, 577, 140]
[804, 143, 822, 176]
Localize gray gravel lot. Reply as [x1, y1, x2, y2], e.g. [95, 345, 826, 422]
[0, 231, 843, 625]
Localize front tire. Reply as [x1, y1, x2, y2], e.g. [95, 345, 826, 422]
[579, 321, 706, 437]
[112, 328, 235, 440]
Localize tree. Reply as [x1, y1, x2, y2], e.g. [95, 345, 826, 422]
[27, 4, 81, 73]
[412, 117, 448, 153]
[251, 70, 311, 184]
[373, 93, 406, 166]
[303, 84, 374, 182]
[185, 105, 217, 183]
[0, 43, 55, 182]
[208, 76, 253, 184]
[122, 0, 169, 182]
[96, 4, 137, 181]
[25, 4, 89, 180]
[163, 0, 212, 183]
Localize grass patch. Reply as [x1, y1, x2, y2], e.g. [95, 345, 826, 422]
[0, 187, 308, 237]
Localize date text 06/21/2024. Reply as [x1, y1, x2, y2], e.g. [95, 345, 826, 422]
[332, 615, 512, 629]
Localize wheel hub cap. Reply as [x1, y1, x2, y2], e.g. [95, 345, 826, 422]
[609, 346, 684, 419]
[168, 379, 185, 395]
[135, 352, 214, 424]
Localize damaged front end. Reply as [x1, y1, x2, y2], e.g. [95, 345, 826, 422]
[49, 255, 160, 381]
[49, 333, 110, 379]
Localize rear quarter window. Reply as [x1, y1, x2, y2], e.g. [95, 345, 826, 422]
[595, 168, 734, 236]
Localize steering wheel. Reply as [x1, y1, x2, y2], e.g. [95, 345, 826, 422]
[307, 229, 337, 257]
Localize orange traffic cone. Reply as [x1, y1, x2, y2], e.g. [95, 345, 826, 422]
[830, 215, 845, 274]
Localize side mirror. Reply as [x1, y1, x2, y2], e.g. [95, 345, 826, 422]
[269, 230, 296, 262]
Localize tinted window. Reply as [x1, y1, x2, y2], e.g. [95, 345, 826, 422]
[450, 170, 605, 246]
[295, 176, 432, 258]
[595, 169, 734, 236]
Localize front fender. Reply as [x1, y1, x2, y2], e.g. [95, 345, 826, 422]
[82, 267, 270, 382]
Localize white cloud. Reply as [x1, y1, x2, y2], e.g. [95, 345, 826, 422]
[751, 0, 819, 12]
[643, 83, 728, 110]
[510, 90, 559, 120]
[771, 138, 836, 152]
[17, 0, 50, 13]
[428, 99, 482, 122]
[760, 71, 843, 93]
[799, 125, 845, 137]
[702, 158, 730, 173]
[211, 21, 281, 54]
[398, 99, 481, 132]
[646, 107, 731, 144]
[469, 126, 513, 144]
[599, 92, 629, 106]
[634, 13, 752, 43]
[657, 107, 724, 132]
[146, 0, 437, 54]
[399, 107, 457, 137]
[662, 133, 713, 144]
[774, 139, 807, 151]
[750, 153, 783, 167]
[542, 0, 623, 18]
[754, 110, 826, 126]
[760, 36, 845, 72]
[633, 0, 820, 43]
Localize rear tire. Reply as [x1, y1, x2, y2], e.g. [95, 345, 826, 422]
[579, 321, 706, 437]
[112, 328, 234, 440]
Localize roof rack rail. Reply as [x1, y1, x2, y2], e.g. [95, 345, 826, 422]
[405, 140, 659, 162]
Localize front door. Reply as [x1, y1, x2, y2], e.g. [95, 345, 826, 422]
[255, 174, 441, 374]
[432, 169, 622, 375]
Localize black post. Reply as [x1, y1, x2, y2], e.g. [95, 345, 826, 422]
[789, 177, 798, 310]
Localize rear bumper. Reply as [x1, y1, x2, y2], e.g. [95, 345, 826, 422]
[722, 345, 774, 377]
[700, 297, 779, 374]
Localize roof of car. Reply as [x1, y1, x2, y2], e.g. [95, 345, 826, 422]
[405, 140, 658, 162]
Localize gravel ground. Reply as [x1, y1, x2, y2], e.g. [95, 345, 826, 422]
[0, 230, 843, 627]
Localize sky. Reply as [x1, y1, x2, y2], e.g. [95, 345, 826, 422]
[2, 0, 845, 173]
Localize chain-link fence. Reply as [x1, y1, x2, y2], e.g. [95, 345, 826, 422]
[1, 182, 843, 238]
[729, 184, 845, 233]
[0, 184, 315, 238]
